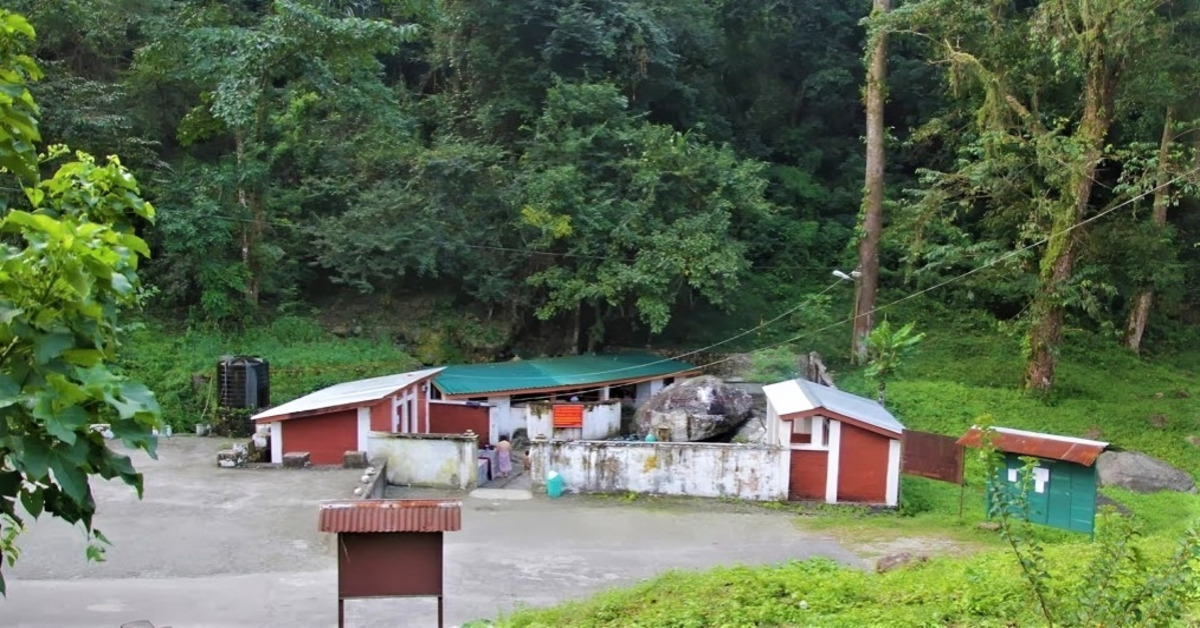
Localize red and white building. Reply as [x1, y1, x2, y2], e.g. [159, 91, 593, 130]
[763, 378, 904, 506]
[252, 368, 443, 465]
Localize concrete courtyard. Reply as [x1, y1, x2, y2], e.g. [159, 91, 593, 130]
[0, 437, 861, 627]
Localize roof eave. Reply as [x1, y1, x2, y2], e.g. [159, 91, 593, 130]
[435, 368, 703, 399]
[254, 369, 443, 422]
[784, 407, 903, 439]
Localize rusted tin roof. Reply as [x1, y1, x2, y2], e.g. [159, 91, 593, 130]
[318, 500, 462, 533]
[957, 426, 1108, 467]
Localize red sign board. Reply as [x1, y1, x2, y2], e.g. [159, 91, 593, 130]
[553, 404, 584, 428]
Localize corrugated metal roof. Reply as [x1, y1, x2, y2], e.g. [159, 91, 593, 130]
[957, 426, 1108, 467]
[252, 367, 444, 422]
[433, 352, 698, 397]
[763, 378, 904, 436]
[318, 499, 462, 533]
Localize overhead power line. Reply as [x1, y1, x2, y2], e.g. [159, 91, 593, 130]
[449, 164, 1200, 402]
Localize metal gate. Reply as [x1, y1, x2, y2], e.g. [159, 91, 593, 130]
[901, 430, 963, 484]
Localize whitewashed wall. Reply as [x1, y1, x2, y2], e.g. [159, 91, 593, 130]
[521, 401, 623, 441]
[529, 440, 789, 501]
[367, 433, 478, 490]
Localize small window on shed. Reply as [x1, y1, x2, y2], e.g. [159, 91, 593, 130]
[791, 417, 812, 444]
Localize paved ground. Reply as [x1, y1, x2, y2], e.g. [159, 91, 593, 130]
[1, 437, 861, 627]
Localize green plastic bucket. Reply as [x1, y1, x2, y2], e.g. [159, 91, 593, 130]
[546, 471, 565, 498]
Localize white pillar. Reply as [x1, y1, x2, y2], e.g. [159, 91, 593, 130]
[357, 407, 370, 452]
[270, 422, 283, 464]
[600, 385, 611, 401]
[886, 438, 902, 507]
[488, 396, 510, 437]
[812, 416, 825, 447]
[423, 383, 431, 433]
[824, 420, 842, 503]
[766, 404, 780, 446]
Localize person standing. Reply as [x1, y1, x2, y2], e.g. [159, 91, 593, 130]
[496, 437, 513, 478]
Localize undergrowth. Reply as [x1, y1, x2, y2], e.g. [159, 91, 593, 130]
[118, 316, 418, 429]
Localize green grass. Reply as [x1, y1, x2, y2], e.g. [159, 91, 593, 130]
[120, 316, 419, 429]
[496, 532, 1193, 627]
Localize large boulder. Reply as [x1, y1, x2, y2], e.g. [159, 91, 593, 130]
[731, 412, 769, 444]
[635, 376, 754, 442]
[1096, 451, 1197, 494]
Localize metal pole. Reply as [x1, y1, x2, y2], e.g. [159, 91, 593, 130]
[957, 453, 966, 520]
[338, 598, 345, 628]
[438, 596, 444, 628]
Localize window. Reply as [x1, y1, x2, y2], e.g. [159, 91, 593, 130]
[790, 417, 812, 444]
[789, 416, 829, 448]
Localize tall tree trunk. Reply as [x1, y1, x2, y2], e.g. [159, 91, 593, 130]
[1024, 73, 1112, 393]
[235, 131, 261, 306]
[1125, 108, 1174, 352]
[853, 0, 890, 364]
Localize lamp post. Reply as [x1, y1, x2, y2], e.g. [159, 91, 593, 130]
[832, 269, 862, 362]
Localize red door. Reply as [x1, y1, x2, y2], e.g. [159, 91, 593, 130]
[281, 410, 358, 465]
[789, 450, 828, 501]
[837, 425, 889, 503]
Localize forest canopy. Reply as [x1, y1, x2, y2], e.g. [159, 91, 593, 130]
[9, 0, 1200, 386]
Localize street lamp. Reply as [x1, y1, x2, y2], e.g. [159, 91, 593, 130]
[833, 269, 864, 361]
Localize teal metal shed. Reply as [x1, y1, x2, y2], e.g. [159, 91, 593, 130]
[958, 427, 1109, 534]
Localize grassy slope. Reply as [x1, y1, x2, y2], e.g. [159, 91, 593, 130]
[119, 316, 420, 428]
[498, 323, 1200, 626]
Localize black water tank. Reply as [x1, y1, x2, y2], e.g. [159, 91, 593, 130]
[217, 356, 270, 409]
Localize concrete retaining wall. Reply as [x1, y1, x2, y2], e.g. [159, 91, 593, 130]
[529, 439, 789, 501]
[367, 433, 478, 491]
[351, 456, 389, 499]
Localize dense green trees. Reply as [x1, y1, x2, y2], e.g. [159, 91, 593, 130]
[9, 0, 1200, 386]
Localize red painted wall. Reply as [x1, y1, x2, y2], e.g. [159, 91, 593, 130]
[281, 409, 358, 465]
[370, 395, 392, 432]
[838, 424, 890, 503]
[789, 450, 828, 500]
[429, 402, 489, 446]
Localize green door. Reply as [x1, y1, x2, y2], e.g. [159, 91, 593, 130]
[1044, 459, 1097, 533]
[991, 454, 1096, 534]
[999, 455, 1049, 524]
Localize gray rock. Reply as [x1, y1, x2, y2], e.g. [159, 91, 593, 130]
[343, 451, 368, 469]
[875, 552, 928, 573]
[1096, 450, 1197, 494]
[731, 413, 768, 444]
[282, 451, 311, 469]
[635, 376, 754, 442]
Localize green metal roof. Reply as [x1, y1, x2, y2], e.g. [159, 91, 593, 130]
[433, 352, 698, 397]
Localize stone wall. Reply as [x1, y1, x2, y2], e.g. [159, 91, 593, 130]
[367, 433, 479, 491]
[529, 439, 789, 501]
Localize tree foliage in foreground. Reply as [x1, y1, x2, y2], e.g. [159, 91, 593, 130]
[0, 10, 159, 594]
